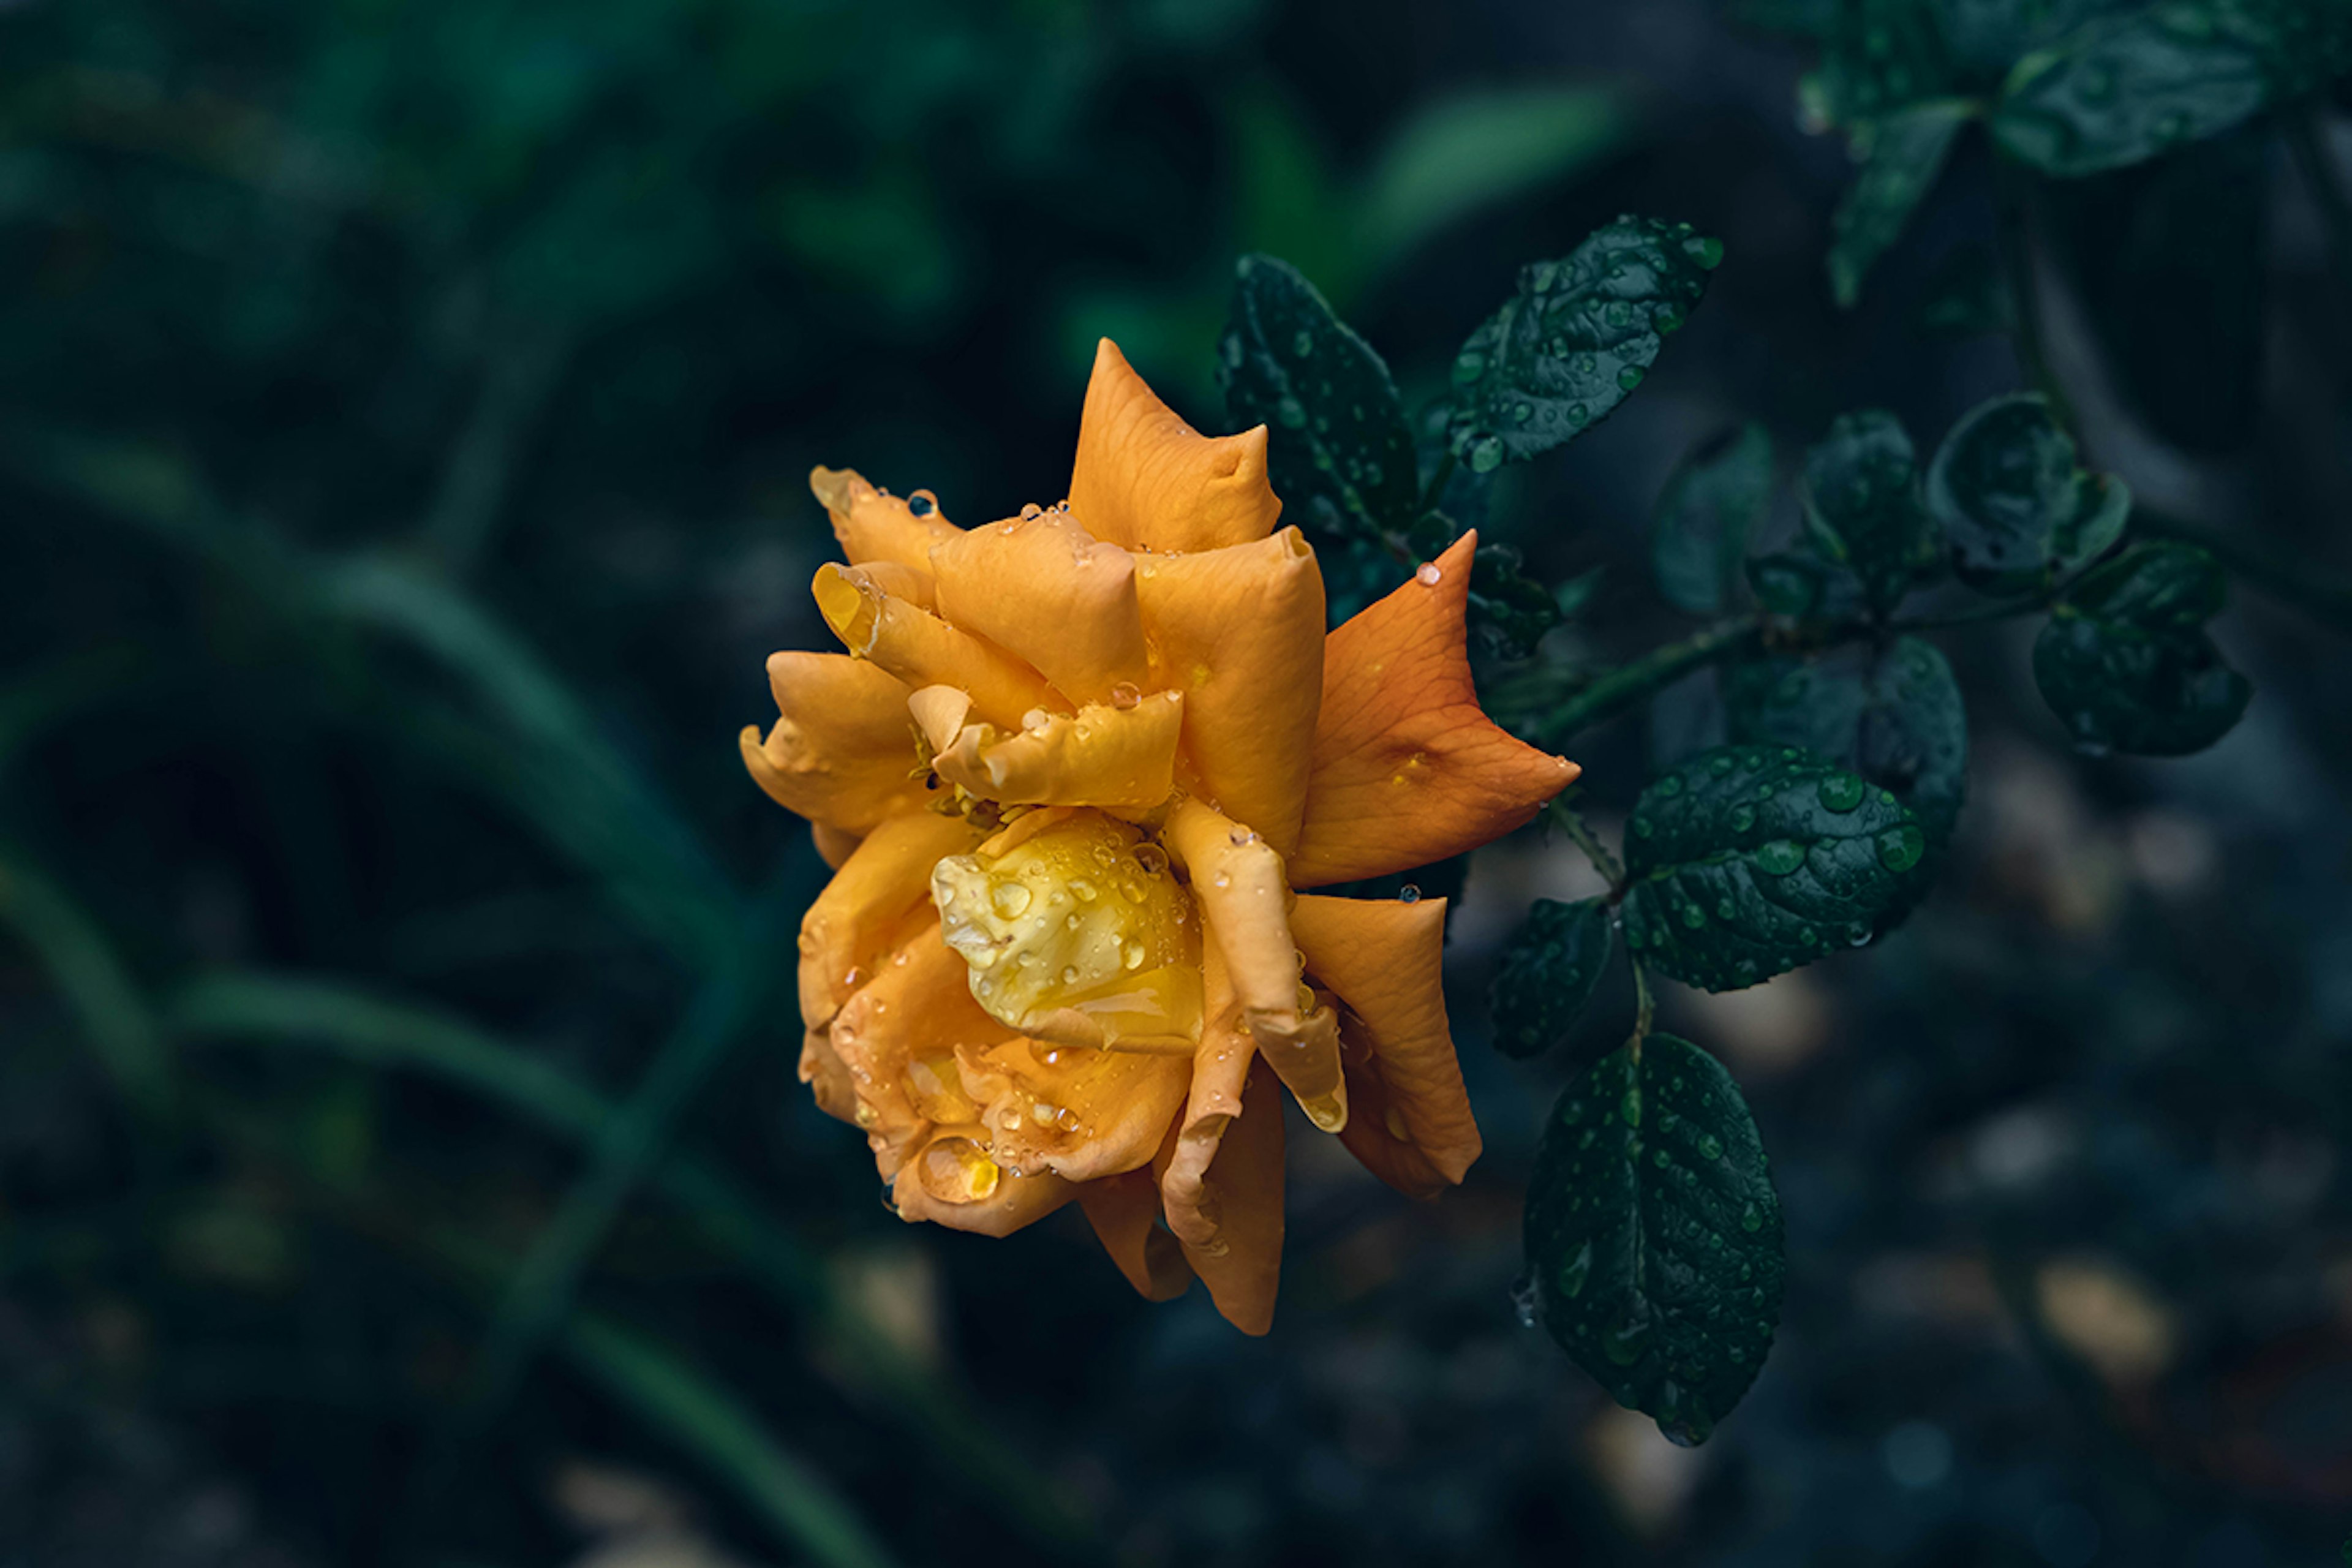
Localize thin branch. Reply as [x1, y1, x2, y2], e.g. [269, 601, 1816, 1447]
[1528, 616, 1761, 745]
[2135, 504, 2352, 635]
[1548, 796, 1625, 894]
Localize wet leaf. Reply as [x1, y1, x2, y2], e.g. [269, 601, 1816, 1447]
[1525, 1033, 1784, 1446]
[1652, 423, 1773, 616]
[1445, 216, 1719, 472]
[1992, 6, 2271, 178]
[1619, 745, 1935, 991]
[1724, 638, 1969, 903]
[1800, 411, 1941, 613]
[1926, 394, 2130, 594]
[1490, 897, 1615, 1059]
[1220, 254, 1420, 556]
[1828, 99, 1975, 307]
[2033, 542, 2250, 755]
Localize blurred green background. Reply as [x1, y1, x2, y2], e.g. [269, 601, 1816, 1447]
[4, 0, 2352, 1564]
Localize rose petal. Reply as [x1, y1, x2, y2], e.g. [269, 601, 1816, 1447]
[1068, 339, 1281, 554]
[798, 810, 981, 1029]
[740, 652, 929, 835]
[890, 1134, 1076, 1237]
[1164, 797, 1346, 1131]
[799, 1024, 858, 1125]
[1078, 1167, 1193, 1302]
[1290, 531, 1580, 888]
[810, 466, 960, 577]
[1178, 1056, 1287, 1336]
[1290, 892, 1481, 1189]
[812, 564, 1060, 729]
[931, 690, 1185, 811]
[954, 1037, 1190, 1184]
[929, 506, 1148, 703]
[830, 921, 1012, 1179]
[1132, 528, 1325, 857]
[811, 823, 861, 869]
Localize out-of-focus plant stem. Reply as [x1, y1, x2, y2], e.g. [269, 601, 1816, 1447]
[1531, 615, 1760, 745]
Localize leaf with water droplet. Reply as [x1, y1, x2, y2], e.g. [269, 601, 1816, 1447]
[2032, 542, 2250, 756]
[1490, 897, 1615, 1059]
[1722, 635, 1968, 921]
[1525, 1033, 1785, 1445]
[1798, 409, 1942, 614]
[1651, 421, 1772, 616]
[1219, 254, 1420, 597]
[1927, 393, 2130, 595]
[1991, 6, 2283, 179]
[1618, 744, 1936, 991]
[1444, 215, 1717, 469]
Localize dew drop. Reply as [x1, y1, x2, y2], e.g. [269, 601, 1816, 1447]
[1817, 773, 1866, 812]
[1468, 435, 1507, 473]
[1415, 561, 1443, 586]
[1875, 823, 1925, 873]
[907, 489, 938, 517]
[989, 880, 1033, 918]
[1752, 839, 1806, 876]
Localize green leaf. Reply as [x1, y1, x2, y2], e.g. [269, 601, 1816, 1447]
[1219, 254, 1420, 557]
[1992, 6, 2271, 178]
[1652, 423, 1773, 616]
[1358, 86, 1632, 270]
[1445, 216, 1719, 473]
[1490, 897, 1615, 1059]
[1620, 745, 1935, 991]
[1523, 1033, 1784, 1446]
[1926, 394, 2130, 594]
[1725, 637, 1969, 856]
[1800, 411, 1941, 612]
[1828, 100, 1975, 307]
[1467, 538, 1563, 659]
[2033, 542, 2250, 755]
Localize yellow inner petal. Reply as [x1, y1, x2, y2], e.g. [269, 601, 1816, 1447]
[930, 811, 1202, 1050]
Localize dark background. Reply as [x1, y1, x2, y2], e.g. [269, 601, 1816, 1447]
[3, 0, 2351, 1564]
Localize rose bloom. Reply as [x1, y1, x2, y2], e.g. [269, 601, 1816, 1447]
[744, 342, 1577, 1333]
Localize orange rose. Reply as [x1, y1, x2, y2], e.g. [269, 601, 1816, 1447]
[744, 341, 1577, 1333]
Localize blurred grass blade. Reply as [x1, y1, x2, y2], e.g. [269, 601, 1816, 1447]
[437, 927, 769, 1463]
[9, 431, 741, 965]
[324, 555, 741, 961]
[170, 970, 1091, 1544]
[564, 1311, 902, 1568]
[1357, 86, 1632, 270]
[0, 645, 146, 778]
[427, 1226, 900, 1568]
[0, 844, 172, 1117]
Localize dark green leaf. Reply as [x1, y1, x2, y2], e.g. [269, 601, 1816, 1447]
[1620, 745, 1935, 991]
[1801, 411, 1941, 612]
[2069, 538, 2227, 626]
[1490, 898, 1615, 1059]
[2033, 543, 2250, 754]
[1219, 254, 1420, 553]
[1468, 539, 1562, 659]
[1744, 551, 1838, 619]
[1926, 394, 2130, 594]
[1724, 637, 1969, 857]
[1992, 7, 2270, 178]
[1445, 216, 1719, 472]
[1524, 1033, 1784, 1446]
[1652, 423, 1773, 616]
[1828, 100, 1974, 307]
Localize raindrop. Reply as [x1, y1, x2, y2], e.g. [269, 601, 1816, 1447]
[1616, 364, 1646, 392]
[907, 489, 939, 517]
[1752, 839, 1805, 876]
[1398, 884, 1422, 903]
[1817, 773, 1866, 812]
[1468, 435, 1507, 473]
[1415, 562, 1442, 586]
